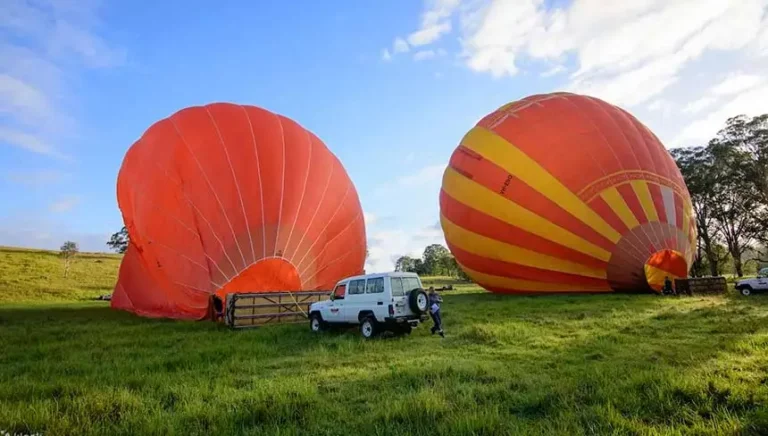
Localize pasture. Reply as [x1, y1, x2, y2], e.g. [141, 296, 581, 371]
[1, 247, 768, 435]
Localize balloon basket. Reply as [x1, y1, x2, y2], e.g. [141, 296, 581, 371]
[671, 277, 727, 296]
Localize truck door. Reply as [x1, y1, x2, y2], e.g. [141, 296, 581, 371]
[365, 277, 386, 320]
[390, 277, 407, 317]
[344, 279, 367, 322]
[758, 276, 768, 291]
[325, 284, 346, 322]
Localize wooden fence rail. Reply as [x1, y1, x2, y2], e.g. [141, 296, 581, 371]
[224, 291, 330, 329]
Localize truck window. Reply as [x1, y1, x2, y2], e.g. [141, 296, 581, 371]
[348, 279, 366, 295]
[333, 284, 346, 299]
[404, 277, 421, 293]
[366, 277, 384, 294]
[390, 277, 405, 296]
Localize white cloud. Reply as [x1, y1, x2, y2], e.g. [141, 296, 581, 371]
[381, 48, 392, 61]
[0, 0, 123, 161]
[396, 164, 446, 187]
[49, 196, 82, 213]
[5, 170, 69, 187]
[0, 127, 72, 161]
[674, 83, 768, 147]
[408, 22, 452, 46]
[414, 50, 437, 61]
[365, 224, 446, 273]
[682, 97, 717, 115]
[364, 211, 378, 226]
[382, 0, 458, 60]
[393, 37, 410, 54]
[391, 0, 766, 108]
[647, 99, 674, 119]
[407, 0, 460, 46]
[541, 64, 566, 77]
[712, 72, 766, 96]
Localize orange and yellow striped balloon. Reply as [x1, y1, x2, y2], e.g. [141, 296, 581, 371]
[440, 92, 697, 294]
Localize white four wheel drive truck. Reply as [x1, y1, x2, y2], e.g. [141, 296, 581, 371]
[735, 270, 768, 296]
[308, 272, 431, 339]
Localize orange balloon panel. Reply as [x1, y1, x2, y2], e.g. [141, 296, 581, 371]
[440, 92, 697, 294]
[644, 249, 688, 292]
[111, 103, 366, 319]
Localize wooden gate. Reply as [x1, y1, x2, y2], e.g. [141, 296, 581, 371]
[224, 291, 329, 329]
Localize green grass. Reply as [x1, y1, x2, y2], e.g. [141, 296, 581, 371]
[2, 248, 768, 435]
[0, 246, 121, 303]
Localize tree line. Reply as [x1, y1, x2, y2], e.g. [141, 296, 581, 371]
[393, 244, 471, 280]
[672, 114, 768, 278]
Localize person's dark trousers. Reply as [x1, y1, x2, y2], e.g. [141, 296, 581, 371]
[430, 310, 444, 336]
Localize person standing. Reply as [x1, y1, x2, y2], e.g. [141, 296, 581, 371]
[428, 287, 444, 338]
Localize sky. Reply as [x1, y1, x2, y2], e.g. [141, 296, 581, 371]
[1, 0, 768, 273]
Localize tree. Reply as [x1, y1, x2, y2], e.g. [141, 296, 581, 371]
[671, 146, 722, 276]
[412, 258, 428, 275]
[394, 255, 416, 272]
[422, 244, 450, 275]
[708, 120, 765, 277]
[60, 241, 79, 277]
[107, 226, 129, 254]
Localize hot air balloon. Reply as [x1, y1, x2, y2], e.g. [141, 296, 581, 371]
[439, 92, 696, 294]
[111, 103, 366, 319]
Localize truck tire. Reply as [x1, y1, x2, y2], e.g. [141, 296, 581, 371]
[360, 316, 378, 339]
[309, 313, 326, 332]
[408, 288, 429, 314]
[740, 286, 752, 296]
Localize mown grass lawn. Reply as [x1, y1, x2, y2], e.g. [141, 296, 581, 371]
[2, 249, 768, 435]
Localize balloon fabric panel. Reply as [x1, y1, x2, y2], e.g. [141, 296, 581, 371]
[112, 103, 366, 319]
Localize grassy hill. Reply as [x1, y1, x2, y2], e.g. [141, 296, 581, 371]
[1, 247, 768, 435]
[0, 246, 121, 303]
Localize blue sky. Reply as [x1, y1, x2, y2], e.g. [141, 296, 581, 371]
[2, 0, 768, 272]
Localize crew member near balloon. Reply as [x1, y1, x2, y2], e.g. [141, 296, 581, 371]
[428, 287, 444, 337]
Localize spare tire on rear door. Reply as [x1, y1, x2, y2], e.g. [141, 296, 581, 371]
[408, 288, 429, 314]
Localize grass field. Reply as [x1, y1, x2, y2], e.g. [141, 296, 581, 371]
[0, 246, 121, 303]
[2, 248, 768, 435]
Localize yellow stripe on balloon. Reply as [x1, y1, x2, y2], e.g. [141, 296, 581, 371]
[600, 187, 640, 229]
[440, 215, 607, 279]
[442, 168, 612, 262]
[461, 127, 622, 244]
[631, 180, 658, 222]
[644, 264, 684, 291]
[459, 264, 612, 292]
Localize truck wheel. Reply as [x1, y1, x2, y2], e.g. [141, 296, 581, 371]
[360, 316, 378, 339]
[740, 286, 752, 296]
[409, 289, 429, 313]
[310, 313, 326, 332]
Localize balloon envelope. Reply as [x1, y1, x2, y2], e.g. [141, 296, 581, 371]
[112, 103, 366, 319]
[439, 92, 696, 294]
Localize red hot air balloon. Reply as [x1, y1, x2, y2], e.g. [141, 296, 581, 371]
[439, 92, 696, 294]
[111, 103, 366, 319]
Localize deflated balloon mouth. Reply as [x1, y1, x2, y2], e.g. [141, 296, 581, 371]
[215, 257, 302, 297]
[644, 249, 688, 293]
